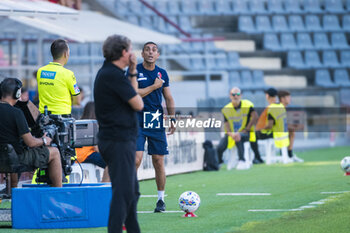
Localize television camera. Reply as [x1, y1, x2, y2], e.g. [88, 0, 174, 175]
[16, 101, 98, 184]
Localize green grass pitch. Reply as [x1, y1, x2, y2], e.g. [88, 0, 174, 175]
[1, 146, 350, 233]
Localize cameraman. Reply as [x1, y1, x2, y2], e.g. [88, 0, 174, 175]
[0, 78, 62, 187]
[37, 39, 80, 115]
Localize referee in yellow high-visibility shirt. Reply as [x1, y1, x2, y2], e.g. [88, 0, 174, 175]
[37, 39, 80, 115]
[33, 39, 80, 185]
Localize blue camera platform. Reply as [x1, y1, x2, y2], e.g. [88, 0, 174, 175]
[12, 183, 111, 229]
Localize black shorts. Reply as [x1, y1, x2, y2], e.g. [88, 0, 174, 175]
[19, 146, 50, 169]
[256, 131, 273, 140]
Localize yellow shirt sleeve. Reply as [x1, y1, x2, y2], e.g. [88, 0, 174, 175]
[67, 72, 80, 96]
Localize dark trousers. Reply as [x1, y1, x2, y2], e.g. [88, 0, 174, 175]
[217, 134, 228, 164]
[250, 141, 262, 160]
[98, 139, 140, 233]
[235, 133, 249, 161]
[217, 133, 254, 162]
[217, 133, 248, 162]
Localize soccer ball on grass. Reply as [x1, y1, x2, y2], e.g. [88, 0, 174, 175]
[340, 156, 350, 173]
[178, 191, 200, 217]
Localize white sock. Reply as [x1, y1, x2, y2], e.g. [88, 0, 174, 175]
[158, 190, 165, 201]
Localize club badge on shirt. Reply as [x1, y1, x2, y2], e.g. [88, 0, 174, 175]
[138, 73, 147, 81]
[74, 84, 80, 94]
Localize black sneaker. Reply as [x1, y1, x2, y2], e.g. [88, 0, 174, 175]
[253, 158, 264, 164]
[154, 199, 166, 213]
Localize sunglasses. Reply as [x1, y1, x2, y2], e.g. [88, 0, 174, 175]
[231, 93, 241, 96]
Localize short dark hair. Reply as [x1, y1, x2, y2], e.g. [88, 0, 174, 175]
[265, 87, 278, 97]
[51, 39, 69, 60]
[142, 41, 158, 51]
[278, 90, 291, 99]
[103, 35, 131, 62]
[0, 78, 22, 99]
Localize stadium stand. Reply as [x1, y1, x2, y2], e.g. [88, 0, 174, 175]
[2, 0, 349, 110]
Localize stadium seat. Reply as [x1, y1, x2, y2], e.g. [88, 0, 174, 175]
[91, 43, 103, 57]
[284, 0, 302, 13]
[305, 15, 322, 31]
[154, 17, 167, 33]
[139, 16, 154, 29]
[238, 16, 255, 34]
[297, 33, 314, 49]
[227, 52, 242, 69]
[347, 0, 350, 10]
[288, 51, 305, 69]
[155, 1, 168, 15]
[314, 33, 331, 49]
[202, 34, 220, 52]
[190, 54, 206, 70]
[191, 36, 205, 52]
[325, 0, 345, 13]
[128, 1, 143, 14]
[322, 50, 341, 68]
[281, 33, 298, 50]
[215, 53, 229, 70]
[272, 15, 289, 32]
[25, 44, 37, 65]
[303, 0, 323, 13]
[334, 69, 350, 87]
[305, 51, 323, 68]
[198, 0, 215, 15]
[182, 0, 198, 15]
[166, 44, 179, 53]
[205, 41, 220, 53]
[263, 33, 281, 51]
[167, 16, 179, 33]
[240, 70, 254, 90]
[229, 71, 241, 87]
[168, 1, 181, 14]
[252, 70, 266, 88]
[256, 16, 272, 32]
[127, 16, 139, 25]
[342, 15, 350, 31]
[315, 69, 339, 87]
[249, 0, 267, 13]
[323, 15, 341, 31]
[113, 0, 129, 16]
[331, 33, 349, 49]
[206, 55, 217, 70]
[179, 16, 193, 32]
[233, 0, 249, 14]
[289, 15, 305, 32]
[215, 0, 233, 14]
[268, 0, 284, 13]
[176, 56, 191, 69]
[142, 1, 156, 15]
[340, 51, 350, 67]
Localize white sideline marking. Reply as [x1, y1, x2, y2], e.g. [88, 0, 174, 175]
[137, 210, 183, 214]
[217, 193, 271, 196]
[299, 205, 316, 209]
[309, 201, 325, 205]
[321, 191, 350, 194]
[140, 195, 168, 198]
[248, 209, 302, 212]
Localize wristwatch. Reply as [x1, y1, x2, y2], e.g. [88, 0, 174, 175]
[42, 137, 47, 146]
[129, 73, 138, 77]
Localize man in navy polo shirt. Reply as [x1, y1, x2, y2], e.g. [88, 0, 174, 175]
[135, 42, 176, 212]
